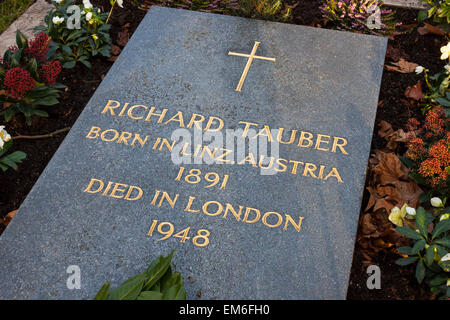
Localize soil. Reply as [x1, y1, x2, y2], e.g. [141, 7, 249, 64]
[0, 0, 445, 299]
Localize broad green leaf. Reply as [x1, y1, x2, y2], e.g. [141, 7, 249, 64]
[162, 284, 186, 300]
[411, 239, 426, 254]
[143, 250, 175, 291]
[16, 30, 28, 48]
[418, 190, 432, 203]
[93, 282, 110, 300]
[395, 256, 419, 266]
[7, 151, 26, 162]
[107, 277, 145, 300]
[415, 260, 425, 284]
[80, 59, 91, 69]
[432, 219, 450, 240]
[137, 291, 163, 300]
[33, 96, 59, 106]
[435, 97, 450, 107]
[62, 61, 76, 68]
[425, 245, 435, 266]
[32, 109, 49, 117]
[398, 156, 414, 169]
[435, 238, 450, 248]
[396, 226, 424, 240]
[415, 207, 428, 238]
[429, 274, 447, 286]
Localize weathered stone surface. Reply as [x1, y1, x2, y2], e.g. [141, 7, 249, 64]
[0, 7, 387, 299]
[0, 0, 52, 54]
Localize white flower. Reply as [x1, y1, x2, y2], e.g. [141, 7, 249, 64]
[389, 204, 408, 227]
[52, 16, 65, 25]
[81, 11, 85, 15]
[431, 197, 443, 208]
[86, 12, 93, 21]
[406, 206, 416, 216]
[441, 254, 450, 272]
[415, 66, 424, 74]
[0, 126, 12, 150]
[54, 0, 63, 4]
[117, 0, 123, 8]
[83, 0, 93, 9]
[440, 42, 450, 60]
[445, 64, 450, 74]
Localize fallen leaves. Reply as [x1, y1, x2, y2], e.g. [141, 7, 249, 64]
[366, 150, 422, 214]
[0, 210, 17, 227]
[417, 22, 446, 36]
[378, 121, 416, 151]
[405, 80, 424, 101]
[358, 150, 423, 266]
[116, 23, 131, 47]
[385, 58, 419, 74]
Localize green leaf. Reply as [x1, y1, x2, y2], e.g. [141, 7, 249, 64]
[32, 109, 49, 117]
[26, 58, 38, 79]
[429, 274, 448, 286]
[434, 97, 450, 107]
[107, 276, 145, 300]
[418, 10, 428, 22]
[62, 61, 76, 68]
[93, 282, 110, 300]
[395, 256, 419, 266]
[396, 226, 424, 240]
[411, 239, 427, 254]
[435, 238, 450, 248]
[162, 284, 186, 300]
[80, 59, 91, 68]
[33, 96, 59, 106]
[16, 30, 28, 48]
[4, 106, 16, 122]
[0, 162, 8, 172]
[136, 291, 163, 300]
[143, 250, 175, 291]
[432, 219, 450, 240]
[7, 151, 26, 163]
[398, 156, 414, 169]
[425, 245, 435, 266]
[416, 207, 428, 238]
[415, 260, 426, 284]
[419, 190, 432, 203]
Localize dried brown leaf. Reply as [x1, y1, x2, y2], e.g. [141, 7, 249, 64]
[385, 58, 419, 74]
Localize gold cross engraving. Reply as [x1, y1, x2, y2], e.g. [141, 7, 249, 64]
[228, 41, 276, 92]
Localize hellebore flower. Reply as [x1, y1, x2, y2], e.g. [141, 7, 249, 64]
[0, 126, 12, 149]
[440, 42, 450, 60]
[431, 197, 444, 208]
[389, 204, 408, 226]
[415, 66, 424, 74]
[117, 0, 123, 8]
[83, 0, 93, 9]
[52, 16, 64, 25]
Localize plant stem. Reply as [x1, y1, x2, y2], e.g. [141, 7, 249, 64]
[12, 127, 70, 140]
[106, 0, 117, 24]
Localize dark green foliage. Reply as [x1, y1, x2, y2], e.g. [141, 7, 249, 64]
[93, 250, 186, 300]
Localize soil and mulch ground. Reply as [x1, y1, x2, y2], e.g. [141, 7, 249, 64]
[0, 0, 446, 299]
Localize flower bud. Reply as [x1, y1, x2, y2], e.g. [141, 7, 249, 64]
[431, 197, 443, 208]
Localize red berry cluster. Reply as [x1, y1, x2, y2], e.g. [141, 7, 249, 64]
[3, 67, 36, 99]
[39, 60, 62, 86]
[25, 32, 49, 62]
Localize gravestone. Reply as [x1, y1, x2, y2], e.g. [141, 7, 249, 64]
[0, 6, 387, 299]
